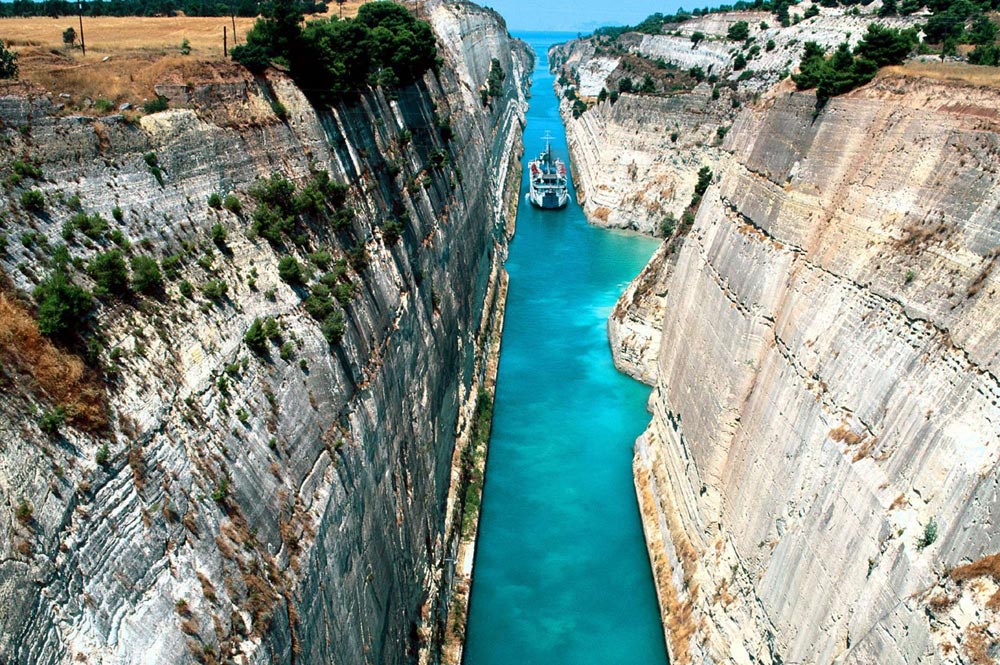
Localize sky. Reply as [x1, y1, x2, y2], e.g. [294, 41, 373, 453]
[482, 0, 688, 33]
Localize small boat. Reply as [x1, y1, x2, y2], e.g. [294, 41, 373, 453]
[527, 132, 569, 209]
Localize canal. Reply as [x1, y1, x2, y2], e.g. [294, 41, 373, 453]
[463, 31, 668, 665]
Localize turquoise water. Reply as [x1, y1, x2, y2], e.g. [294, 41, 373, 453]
[463, 32, 668, 665]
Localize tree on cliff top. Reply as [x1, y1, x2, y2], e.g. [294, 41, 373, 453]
[793, 25, 917, 106]
[232, 0, 438, 103]
[0, 41, 18, 80]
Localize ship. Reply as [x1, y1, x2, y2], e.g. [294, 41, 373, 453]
[526, 132, 569, 209]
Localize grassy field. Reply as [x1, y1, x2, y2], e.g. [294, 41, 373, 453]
[0, 3, 369, 109]
[882, 61, 1000, 87]
[0, 1, 367, 55]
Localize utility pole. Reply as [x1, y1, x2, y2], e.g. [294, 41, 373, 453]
[77, 0, 86, 56]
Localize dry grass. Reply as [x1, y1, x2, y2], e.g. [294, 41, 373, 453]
[5, 47, 249, 112]
[0, 290, 107, 431]
[881, 62, 1000, 89]
[0, 3, 366, 107]
[963, 623, 999, 665]
[829, 425, 863, 446]
[0, 3, 366, 55]
[950, 553, 1000, 583]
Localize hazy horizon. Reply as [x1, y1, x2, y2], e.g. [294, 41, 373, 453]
[484, 0, 693, 33]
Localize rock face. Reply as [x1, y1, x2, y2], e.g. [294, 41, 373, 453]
[550, 8, 920, 236]
[0, 2, 531, 663]
[631, 75, 1000, 664]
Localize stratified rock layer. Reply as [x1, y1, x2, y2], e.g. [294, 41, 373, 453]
[634, 76, 1000, 664]
[0, 2, 530, 663]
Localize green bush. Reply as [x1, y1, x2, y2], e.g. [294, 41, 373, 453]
[88, 250, 130, 297]
[34, 269, 94, 338]
[245, 317, 269, 355]
[96, 442, 110, 466]
[178, 279, 194, 299]
[143, 95, 169, 114]
[12, 159, 43, 180]
[201, 280, 228, 301]
[209, 223, 227, 244]
[207, 192, 223, 209]
[20, 189, 45, 212]
[223, 194, 242, 214]
[263, 316, 280, 339]
[277, 255, 303, 284]
[65, 211, 108, 240]
[660, 213, 676, 238]
[727, 20, 749, 41]
[0, 41, 18, 80]
[321, 310, 346, 344]
[111, 206, 124, 222]
[131, 255, 162, 295]
[39, 406, 66, 434]
[918, 517, 938, 549]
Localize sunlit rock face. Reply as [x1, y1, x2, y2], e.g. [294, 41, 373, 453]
[622, 75, 1000, 664]
[0, 2, 531, 662]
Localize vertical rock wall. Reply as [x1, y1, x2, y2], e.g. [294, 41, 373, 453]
[0, 2, 531, 663]
[636, 77, 1000, 664]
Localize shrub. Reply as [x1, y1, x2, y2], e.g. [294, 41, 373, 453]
[111, 206, 123, 222]
[0, 41, 17, 80]
[12, 160, 43, 180]
[382, 218, 403, 243]
[207, 193, 223, 209]
[733, 52, 747, 70]
[178, 280, 194, 299]
[96, 442, 110, 466]
[20, 189, 45, 212]
[321, 310, 346, 344]
[694, 166, 713, 198]
[143, 96, 169, 114]
[918, 517, 938, 550]
[209, 223, 227, 244]
[277, 256, 303, 284]
[15, 499, 32, 523]
[660, 213, 676, 238]
[727, 21, 749, 41]
[201, 280, 228, 301]
[263, 317, 280, 339]
[34, 269, 94, 338]
[211, 478, 229, 502]
[223, 194, 242, 214]
[180, 38, 192, 55]
[94, 98, 114, 113]
[279, 341, 294, 361]
[245, 317, 269, 355]
[690, 31, 705, 46]
[39, 406, 66, 434]
[131, 256, 162, 295]
[88, 250, 130, 297]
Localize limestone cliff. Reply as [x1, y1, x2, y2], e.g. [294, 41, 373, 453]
[631, 74, 1000, 664]
[550, 7, 920, 237]
[0, 2, 531, 663]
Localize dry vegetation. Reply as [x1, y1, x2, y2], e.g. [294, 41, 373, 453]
[881, 62, 1000, 88]
[0, 3, 367, 106]
[0, 287, 107, 430]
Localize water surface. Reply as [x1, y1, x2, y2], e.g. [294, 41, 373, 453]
[463, 32, 667, 665]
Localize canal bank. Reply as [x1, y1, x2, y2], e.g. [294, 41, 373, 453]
[462, 32, 668, 664]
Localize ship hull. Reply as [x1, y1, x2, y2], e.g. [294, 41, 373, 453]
[527, 188, 569, 209]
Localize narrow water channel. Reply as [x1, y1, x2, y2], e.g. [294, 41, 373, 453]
[463, 33, 668, 664]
